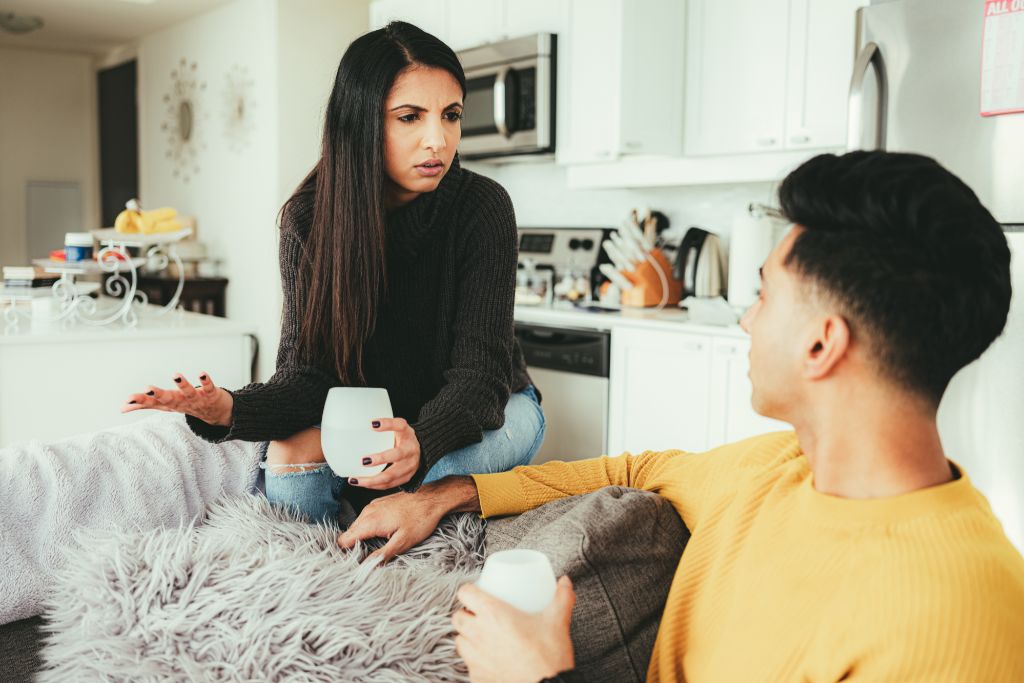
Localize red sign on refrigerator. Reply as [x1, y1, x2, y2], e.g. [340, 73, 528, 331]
[981, 0, 1024, 116]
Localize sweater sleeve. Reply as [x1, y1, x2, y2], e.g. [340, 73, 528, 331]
[406, 182, 520, 489]
[186, 207, 339, 443]
[470, 450, 677, 518]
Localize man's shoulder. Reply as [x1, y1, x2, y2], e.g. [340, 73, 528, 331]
[712, 430, 803, 473]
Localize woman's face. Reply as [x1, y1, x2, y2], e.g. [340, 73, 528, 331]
[383, 65, 463, 208]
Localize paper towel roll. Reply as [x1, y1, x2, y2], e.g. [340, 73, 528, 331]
[727, 209, 777, 309]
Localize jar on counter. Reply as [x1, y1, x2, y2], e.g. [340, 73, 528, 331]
[64, 232, 94, 263]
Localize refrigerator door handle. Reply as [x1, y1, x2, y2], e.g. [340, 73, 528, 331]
[847, 41, 888, 151]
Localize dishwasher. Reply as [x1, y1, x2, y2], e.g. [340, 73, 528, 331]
[514, 323, 610, 464]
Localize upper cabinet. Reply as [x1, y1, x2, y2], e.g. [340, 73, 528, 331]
[370, 0, 450, 43]
[684, 0, 867, 156]
[557, 0, 686, 164]
[371, 0, 867, 186]
[371, 0, 568, 52]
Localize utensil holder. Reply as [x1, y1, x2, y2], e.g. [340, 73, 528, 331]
[619, 249, 684, 308]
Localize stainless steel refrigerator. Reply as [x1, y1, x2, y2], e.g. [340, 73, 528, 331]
[850, 0, 1024, 550]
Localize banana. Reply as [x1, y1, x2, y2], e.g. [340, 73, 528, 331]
[139, 207, 178, 232]
[114, 209, 137, 233]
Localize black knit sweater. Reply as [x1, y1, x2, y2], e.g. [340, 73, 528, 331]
[187, 157, 532, 489]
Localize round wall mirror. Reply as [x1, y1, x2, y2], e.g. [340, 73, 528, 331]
[178, 101, 194, 142]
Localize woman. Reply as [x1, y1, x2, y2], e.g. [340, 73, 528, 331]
[122, 22, 544, 524]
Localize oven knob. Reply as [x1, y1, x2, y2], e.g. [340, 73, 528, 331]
[581, 239, 595, 250]
[569, 238, 582, 250]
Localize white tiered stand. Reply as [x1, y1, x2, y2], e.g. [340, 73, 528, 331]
[1, 227, 193, 334]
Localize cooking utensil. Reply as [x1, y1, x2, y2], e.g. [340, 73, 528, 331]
[599, 263, 635, 291]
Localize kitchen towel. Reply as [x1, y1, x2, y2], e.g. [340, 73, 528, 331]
[727, 208, 786, 309]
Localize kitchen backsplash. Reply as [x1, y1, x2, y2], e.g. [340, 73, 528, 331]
[466, 160, 778, 248]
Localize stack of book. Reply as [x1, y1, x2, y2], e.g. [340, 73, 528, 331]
[2, 266, 61, 289]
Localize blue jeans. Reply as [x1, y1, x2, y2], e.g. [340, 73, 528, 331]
[263, 386, 545, 525]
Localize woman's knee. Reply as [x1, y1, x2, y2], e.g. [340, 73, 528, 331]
[266, 427, 325, 467]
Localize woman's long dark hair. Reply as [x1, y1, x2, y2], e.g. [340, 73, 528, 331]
[283, 22, 466, 385]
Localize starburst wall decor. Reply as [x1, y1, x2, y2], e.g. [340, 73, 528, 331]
[161, 58, 206, 182]
[223, 64, 256, 153]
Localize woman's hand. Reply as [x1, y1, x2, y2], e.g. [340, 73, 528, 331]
[451, 577, 577, 683]
[349, 417, 421, 490]
[120, 371, 233, 427]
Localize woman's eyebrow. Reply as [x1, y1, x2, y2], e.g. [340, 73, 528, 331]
[388, 102, 463, 112]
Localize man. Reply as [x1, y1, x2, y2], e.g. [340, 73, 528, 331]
[338, 151, 1024, 682]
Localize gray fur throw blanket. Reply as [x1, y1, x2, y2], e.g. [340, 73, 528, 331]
[38, 495, 487, 682]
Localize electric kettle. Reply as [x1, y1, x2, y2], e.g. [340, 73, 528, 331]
[673, 227, 725, 298]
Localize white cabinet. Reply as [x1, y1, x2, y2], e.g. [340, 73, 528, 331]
[369, 0, 450, 41]
[608, 327, 790, 456]
[0, 308, 254, 447]
[371, 0, 569, 53]
[684, 0, 866, 156]
[708, 336, 791, 444]
[784, 0, 867, 151]
[557, 0, 685, 163]
[608, 327, 713, 454]
[684, 0, 790, 156]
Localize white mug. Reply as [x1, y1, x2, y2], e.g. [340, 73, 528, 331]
[476, 549, 557, 614]
[320, 387, 393, 478]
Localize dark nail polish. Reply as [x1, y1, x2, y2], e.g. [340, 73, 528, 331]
[348, 478, 358, 485]
[146, 390, 155, 396]
[371, 420, 380, 428]
[173, 377, 182, 383]
[128, 400, 137, 405]
[200, 375, 208, 381]
[361, 457, 371, 466]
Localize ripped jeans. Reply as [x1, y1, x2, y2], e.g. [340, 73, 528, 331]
[262, 386, 545, 525]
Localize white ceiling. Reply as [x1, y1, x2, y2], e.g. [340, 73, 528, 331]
[0, 0, 232, 55]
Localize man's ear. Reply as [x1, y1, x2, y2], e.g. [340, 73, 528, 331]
[803, 314, 850, 380]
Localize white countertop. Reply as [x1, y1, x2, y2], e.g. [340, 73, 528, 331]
[0, 305, 254, 345]
[513, 304, 749, 338]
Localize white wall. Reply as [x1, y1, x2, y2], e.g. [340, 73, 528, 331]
[138, 0, 368, 382]
[0, 47, 100, 267]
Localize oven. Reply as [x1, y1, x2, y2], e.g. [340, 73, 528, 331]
[515, 323, 609, 464]
[457, 33, 556, 160]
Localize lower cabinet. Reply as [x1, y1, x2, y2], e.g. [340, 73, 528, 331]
[607, 326, 789, 456]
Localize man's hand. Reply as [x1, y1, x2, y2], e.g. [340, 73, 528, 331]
[452, 576, 576, 683]
[337, 476, 480, 563]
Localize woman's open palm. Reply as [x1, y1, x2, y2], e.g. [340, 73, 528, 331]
[121, 372, 233, 427]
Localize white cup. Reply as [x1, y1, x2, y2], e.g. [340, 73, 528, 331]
[476, 549, 557, 614]
[320, 387, 393, 478]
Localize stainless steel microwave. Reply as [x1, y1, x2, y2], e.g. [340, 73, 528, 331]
[457, 33, 556, 160]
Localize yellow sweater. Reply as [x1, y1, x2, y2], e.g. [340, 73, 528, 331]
[472, 432, 1024, 682]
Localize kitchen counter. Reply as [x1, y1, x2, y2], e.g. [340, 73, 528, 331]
[514, 304, 749, 338]
[0, 306, 255, 447]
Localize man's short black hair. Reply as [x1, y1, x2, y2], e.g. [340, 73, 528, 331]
[778, 150, 1011, 404]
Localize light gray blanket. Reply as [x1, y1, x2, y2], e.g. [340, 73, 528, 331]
[0, 414, 262, 624]
[39, 495, 486, 682]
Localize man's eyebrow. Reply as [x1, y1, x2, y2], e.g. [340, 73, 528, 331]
[759, 266, 764, 281]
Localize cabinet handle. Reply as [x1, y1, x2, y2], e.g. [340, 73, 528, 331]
[789, 134, 810, 144]
[680, 341, 705, 352]
[755, 137, 777, 147]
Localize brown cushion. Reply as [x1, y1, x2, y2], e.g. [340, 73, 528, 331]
[485, 486, 690, 683]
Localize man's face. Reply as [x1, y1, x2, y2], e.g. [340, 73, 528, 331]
[739, 226, 817, 422]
